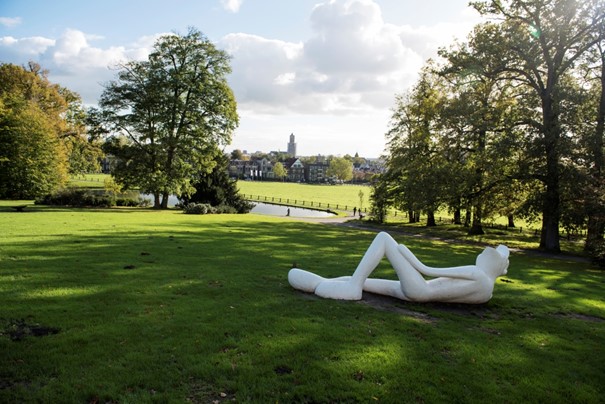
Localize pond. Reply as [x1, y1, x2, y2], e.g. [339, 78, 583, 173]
[251, 202, 335, 218]
[139, 193, 179, 207]
[137, 195, 334, 218]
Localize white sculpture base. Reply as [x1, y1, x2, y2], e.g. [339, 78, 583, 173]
[288, 232, 509, 304]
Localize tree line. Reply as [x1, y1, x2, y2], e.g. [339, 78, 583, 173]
[0, 62, 102, 198]
[1, 28, 243, 211]
[2, 3, 604, 256]
[371, 0, 605, 254]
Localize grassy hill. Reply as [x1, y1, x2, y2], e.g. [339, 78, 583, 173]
[1, 202, 603, 402]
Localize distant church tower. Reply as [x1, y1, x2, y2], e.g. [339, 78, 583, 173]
[287, 133, 297, 157]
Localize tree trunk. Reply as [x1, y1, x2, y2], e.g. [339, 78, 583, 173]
[153, 193, 161, 209]
[468, 204, 484, 235]
[464, 206, 471, 227]
[161, 191, 169, 209]
[508, 214, 515, 228]
[426, 210, 436, 227]
[468, 127, 486, 236]
[453, 208, 462, 225]
[408, 209, 416, 223]
[539, 94, 561, 252]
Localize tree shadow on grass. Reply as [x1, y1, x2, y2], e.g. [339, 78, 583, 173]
[1, 212, 604, 402]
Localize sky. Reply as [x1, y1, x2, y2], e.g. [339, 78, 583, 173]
[0, 0, 483, 157]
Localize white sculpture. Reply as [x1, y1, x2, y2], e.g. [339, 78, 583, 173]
[288, 232, 509, 304]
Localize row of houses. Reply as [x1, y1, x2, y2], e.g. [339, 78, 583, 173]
[101, 154, 383, 183]
[228, 157, 383, 183]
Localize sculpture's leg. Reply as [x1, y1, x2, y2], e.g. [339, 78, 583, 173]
[355, 232, 429, 301]
[363, 279, 408, 300]
[288, 268, 326, 293]
[349, 232, 395, 288]
[314, 232, 395, 300]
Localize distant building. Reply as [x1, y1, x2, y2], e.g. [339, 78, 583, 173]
[305, 161, 329, 183]
[287, 133, 297, 157]
[284, 157, 305, 182]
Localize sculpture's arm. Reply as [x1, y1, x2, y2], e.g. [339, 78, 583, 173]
[397, 244, 478, 280]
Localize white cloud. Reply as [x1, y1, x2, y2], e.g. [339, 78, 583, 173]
[221, 0, 243, 13]
[0, 0, 479, 136]
[0, 28, 158, 104]
[50, 29, 129, 72]
[274, 72, 296, 86]
[0, 35, 55, 55]
[0, 17, 22, 28]
[223, 0, 448, 116]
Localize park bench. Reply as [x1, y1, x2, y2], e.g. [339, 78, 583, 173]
[11, 205, 28, 212]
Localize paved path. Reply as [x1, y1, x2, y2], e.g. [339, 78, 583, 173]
[285, 214, 359, 225]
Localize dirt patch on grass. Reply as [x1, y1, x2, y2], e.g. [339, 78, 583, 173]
[552, 312, 605, 322]
[187, 379, 235, 403]
[1, 318, 60, 341]
[357, 292, 437, 323]
[293, 290, 497, 323]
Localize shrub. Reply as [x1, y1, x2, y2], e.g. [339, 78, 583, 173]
[214, 204, 237, 214]
[36, 188, 113, 208]
[35, 189, 149, 208]
[183, 203, 211, 214]
[589, 239, 605, 269]
[116, 197, 141, 207]
[180, 152, 253, 214]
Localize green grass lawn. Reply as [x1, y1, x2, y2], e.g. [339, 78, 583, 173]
[236, 181, 590, 253]
[1, 202, 604, 402]
[237, 181, 370, 211]
[68, 173, 110, 189]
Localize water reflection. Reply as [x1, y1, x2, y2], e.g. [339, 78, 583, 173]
[139, 193, 179, 207]
[251, 202, 335, 218]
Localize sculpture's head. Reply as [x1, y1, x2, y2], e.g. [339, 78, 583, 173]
[476, 245, 510, 278]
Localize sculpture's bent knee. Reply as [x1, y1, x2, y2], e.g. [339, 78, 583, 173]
[375, 231, 391, 242]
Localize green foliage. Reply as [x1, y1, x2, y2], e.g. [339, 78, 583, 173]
[183, 202, 211, 214]
[589, 239, 605, 268]
[35, 188, 113, 207]
[35, 188, 148, 208]
[384, 0, 605, 250]
[384, 65, 449, 225]
[181, 152, 253, 213]
[0, 63, 70, 198]
[327, 156, 353, 181]
[183, 203, 238, 214]
[272, 161, 287, 180]
[61, 88, 103, 175]
[470, 0, 605, 251]
[358, 189, 365, 212]
[95, 28, 239, 209]
[369, 175, 390, 223]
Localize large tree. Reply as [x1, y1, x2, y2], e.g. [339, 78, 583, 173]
[0, 63, 70, 198]
[327, 156, 354, 182]
[472, 0, 605, 251]
[62, 88, 103, 175]
[439, 24, 521, 235]
[578, 31, 605, 252]
[97, 28, 239, 208]
[385, 65, 448, 226]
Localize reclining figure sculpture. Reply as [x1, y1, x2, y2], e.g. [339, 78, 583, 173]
[288, 232, 510, 304]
